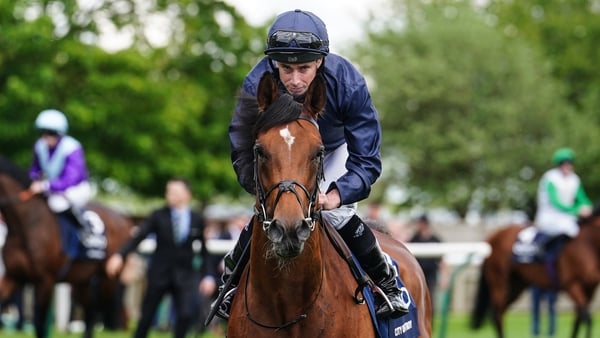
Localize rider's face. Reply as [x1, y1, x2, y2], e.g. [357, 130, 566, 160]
[41, 133, 60, 148]
[276, 59, 323, 97]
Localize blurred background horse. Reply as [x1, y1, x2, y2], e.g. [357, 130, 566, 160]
[470, 206, 600, 338]
[0, 155, 133, 338]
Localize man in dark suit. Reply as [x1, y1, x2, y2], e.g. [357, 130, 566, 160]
[106, 177, 211, 338]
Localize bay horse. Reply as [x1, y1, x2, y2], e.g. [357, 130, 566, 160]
[470, 207, 600, 338]
[226, 72, 432, 337]
[0, 156, 133, 338]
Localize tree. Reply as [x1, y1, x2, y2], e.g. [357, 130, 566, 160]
[351, 1, 575, 215]
[484, 0, 600, 203]
[0, 0, 264, 204]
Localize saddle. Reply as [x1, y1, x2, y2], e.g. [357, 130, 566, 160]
[513, 227, 571, 288]
[56, 208, 107, 260]
[512, 226, 549, 263]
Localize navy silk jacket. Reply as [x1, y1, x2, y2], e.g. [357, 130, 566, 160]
[229, 53, 382, 205]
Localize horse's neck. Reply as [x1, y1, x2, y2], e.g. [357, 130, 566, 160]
[0, 193, 57, 241]
[249, 232, 324, 296]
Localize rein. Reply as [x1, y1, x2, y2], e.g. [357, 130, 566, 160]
[0, 189, 34, 206]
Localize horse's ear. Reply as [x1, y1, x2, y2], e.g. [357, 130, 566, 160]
[304, 74, 327, 118]
[257, 72, 279, 112]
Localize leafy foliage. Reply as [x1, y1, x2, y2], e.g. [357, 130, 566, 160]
[0, 0, 264, 203]
[351, 1, 577, 215]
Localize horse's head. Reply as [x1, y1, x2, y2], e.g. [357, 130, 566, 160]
[0, 156, 34, 212]
[252, 72, 326, 260]
[0, 156, 31, 190]
[579, 204, 600, 229]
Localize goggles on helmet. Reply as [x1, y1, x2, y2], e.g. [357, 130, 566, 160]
[268, 30, 328, 51]
[39, 129, 59, 136]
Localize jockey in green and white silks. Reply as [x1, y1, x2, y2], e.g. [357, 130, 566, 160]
[534, 148, 592, 238]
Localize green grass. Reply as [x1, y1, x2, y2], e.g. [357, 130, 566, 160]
[437, 311, 600, 338]
[1, 311, 599, 337]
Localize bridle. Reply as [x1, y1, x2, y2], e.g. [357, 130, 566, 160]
[252, 120, 324, 234]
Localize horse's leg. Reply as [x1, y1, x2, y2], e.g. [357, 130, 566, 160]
[79, 278, 100, 338]
[94, 274, 123, 331]
[0, 276, 16, 300]
[33, 279, 55, 338]
[486, 265, 509, 338]
[564, 283, 592, 338]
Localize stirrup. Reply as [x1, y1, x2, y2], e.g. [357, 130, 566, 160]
[372, 284, 410, 318]
[213, 287, 237, 320]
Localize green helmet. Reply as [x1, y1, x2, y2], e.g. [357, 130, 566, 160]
[551, 147, 575, 165]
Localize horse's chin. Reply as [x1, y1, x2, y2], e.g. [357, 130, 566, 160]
[268, 242, 305, 264]
[277, 242, 304, 258]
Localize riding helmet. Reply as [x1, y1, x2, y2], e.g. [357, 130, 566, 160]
[265, 9, 329, 63]
[35, 109, 69, 135]
[551, 147, 575, 165]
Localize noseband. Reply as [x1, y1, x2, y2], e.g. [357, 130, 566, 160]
[252, 127, 324, 234]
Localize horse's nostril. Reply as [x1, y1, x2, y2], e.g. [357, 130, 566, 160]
[267, 221, 285, 243]
[297, 220, 311, 241]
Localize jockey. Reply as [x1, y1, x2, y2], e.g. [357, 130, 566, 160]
[28, 109, 93, 258]
[214, 9, 409, 319]
[533, 147, 592, 280]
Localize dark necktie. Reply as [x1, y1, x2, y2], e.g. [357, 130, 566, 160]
[172, 212, 182, 244]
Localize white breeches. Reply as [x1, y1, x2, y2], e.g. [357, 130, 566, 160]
[47, 181, 92, 213]
[319, 143, 357, 230]
[535, 212, 580, 238]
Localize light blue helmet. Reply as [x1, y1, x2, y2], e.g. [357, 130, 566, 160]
[35, 109, 68, 135]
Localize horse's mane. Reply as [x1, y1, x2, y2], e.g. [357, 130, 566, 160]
[0, 156, 31, 188]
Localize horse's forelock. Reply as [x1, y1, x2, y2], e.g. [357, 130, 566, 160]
[0, 156, 31, 188]
[253, 93, 302, 137]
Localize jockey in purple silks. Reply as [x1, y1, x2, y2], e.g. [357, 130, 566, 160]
[29, 109, 93, 258]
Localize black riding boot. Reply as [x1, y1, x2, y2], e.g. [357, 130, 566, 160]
[213, 220, 252, 320]
[338, 215, 409, 318]
[544, 234, 570, 288]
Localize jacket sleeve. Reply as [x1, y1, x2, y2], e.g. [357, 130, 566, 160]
[328, 77, 382, 205]
[574, 184, 592, 209]
[29, 150, 43, 180]
[546, 181, 578, 214]
[190, 212, 216, 277]
[119, 210, 159, 257]
[229, 60, 273, 195]
[229, 87, 261, 195]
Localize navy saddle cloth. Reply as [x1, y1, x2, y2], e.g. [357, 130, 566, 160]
[57, 209, 107, 260]
[354, 256, 421, 338]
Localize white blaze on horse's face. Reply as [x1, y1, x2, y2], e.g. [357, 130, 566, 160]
[279, 125, 295, 150]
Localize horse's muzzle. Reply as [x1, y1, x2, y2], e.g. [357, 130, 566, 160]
[267, 219, 312, 258]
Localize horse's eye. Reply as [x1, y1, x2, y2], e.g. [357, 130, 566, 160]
[254, 145, 269, 162]
[314, 146, 324, 161]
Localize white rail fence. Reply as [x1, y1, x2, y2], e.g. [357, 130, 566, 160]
[51, 240, 491, 331]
